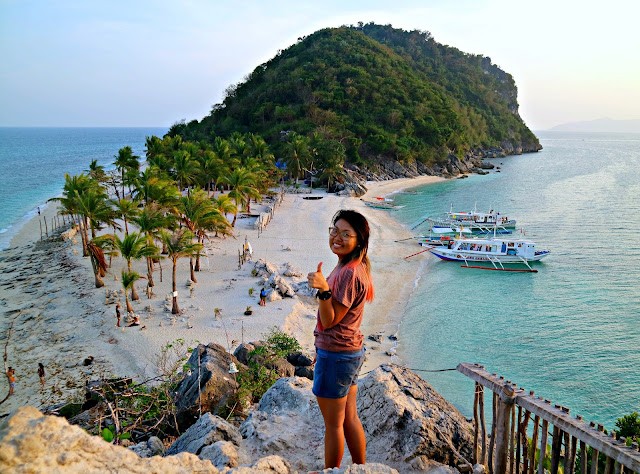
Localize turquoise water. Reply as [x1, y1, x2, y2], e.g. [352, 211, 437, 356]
[392, 131, 640, 430]
[0, 127, 166, 250]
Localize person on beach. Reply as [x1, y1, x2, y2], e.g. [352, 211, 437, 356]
[307, 209, 374, 469]
[7, 367, 16, 395]
[127, 315, 140, 327]
[115, 304, 121, 327]
[259, 288, 267, 306]
[37, 363, 45, 387]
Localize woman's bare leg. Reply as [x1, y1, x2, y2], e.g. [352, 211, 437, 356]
[317, 395, 348, 468]
[344, 384, 366, 464]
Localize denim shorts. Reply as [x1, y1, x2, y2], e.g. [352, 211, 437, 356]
[312, 347, 365, 399]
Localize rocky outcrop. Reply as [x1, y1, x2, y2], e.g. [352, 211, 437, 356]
[0, 406, 221, 473]
[240, 377, 326, 470]
[358, 365, 474, 471]
[166, 412, 243, 455]
[240, 365, 473, 472]
[0, 364, 476, 473]
[174, 343, 241, 428]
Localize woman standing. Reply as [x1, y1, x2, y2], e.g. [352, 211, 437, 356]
[307, 210, 374, 469]
[38, 363, 45, 387]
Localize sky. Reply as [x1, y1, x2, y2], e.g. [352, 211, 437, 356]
[1, 0, 639, 131]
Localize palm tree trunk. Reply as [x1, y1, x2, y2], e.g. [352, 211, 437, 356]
[89, 257, 105, 288]
[171, 259, 179, 314]
[125, 291, 133, 313]
[195, 235, 202, 271]
[77, 216, 89, 257]
[146, 256, 154, 287]
[127, 261, 139, 300]
[189, 257, 197, 283]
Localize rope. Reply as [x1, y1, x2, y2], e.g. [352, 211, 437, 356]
[359, 366, 457, 377]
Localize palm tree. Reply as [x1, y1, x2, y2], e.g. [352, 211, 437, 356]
[283, 132, 311, 185]
[145, 135, 164, 161]
[173, 150, 199, 194]
[159, 229, 202, 314]
[121, 270, 142, 313]
[177, 189, 230, 278]
[87, 239, 108, 288]
[135, 168, 180, 207]
[113, 146, 140, 199]
[50, 173, 91, 255]
[319, 160, 346, 193]
[112, 198, 140, 236]
[85, 159, 107, 183]
[196, 150, 224, 195]
[211, 194, 237, 228]
[133, 203, 168, 289]
[218, 168, 261, 226]
[110, 232, 157, 301]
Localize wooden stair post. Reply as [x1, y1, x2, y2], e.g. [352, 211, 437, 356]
[495, 381, 516, 474]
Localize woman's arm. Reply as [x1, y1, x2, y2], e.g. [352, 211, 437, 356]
[317, 297, 350, 329]
[307, 262, 352, 329]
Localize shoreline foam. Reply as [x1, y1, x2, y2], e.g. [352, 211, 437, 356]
[0, 175, 443, 414]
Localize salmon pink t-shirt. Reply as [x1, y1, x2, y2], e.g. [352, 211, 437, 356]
[314, 262, 368, 351]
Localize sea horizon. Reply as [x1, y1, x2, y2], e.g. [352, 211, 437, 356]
[0, 126, 167, 250]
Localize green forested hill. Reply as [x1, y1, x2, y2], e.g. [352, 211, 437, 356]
[172, 23, 539, 168]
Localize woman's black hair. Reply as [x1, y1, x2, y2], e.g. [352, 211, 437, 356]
[332, 209, 370, 267]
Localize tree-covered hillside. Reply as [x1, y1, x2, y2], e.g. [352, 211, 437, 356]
[171, 23, 540, 168]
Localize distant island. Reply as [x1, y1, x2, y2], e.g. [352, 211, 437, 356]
[549, 118, 640, 133]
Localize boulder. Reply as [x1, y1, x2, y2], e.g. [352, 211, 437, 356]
[267, 273, 295, 297]
[294, 365, 314, 380]
[233, 341, 295, 377]
[166, 413, 243, 456]
[253, 259, 279, 278]
[130, 436, 165, 458]
[281, 262, 303, 277]
[240, 377, 326, 470]
[358, 365, 474, 471]
[233, 342, 262, 365]
[199, 440, 251, 470]
[173, 343, 241, 428]
[0, 407, 220, 473]
[227, 455, 294, 473]
[286, 351, 314, 367]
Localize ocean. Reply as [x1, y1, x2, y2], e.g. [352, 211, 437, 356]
[0, 127, 166, 250]
[391, 131, 640, 430]
[1, 127, 637, 430]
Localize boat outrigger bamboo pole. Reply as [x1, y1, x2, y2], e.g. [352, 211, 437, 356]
[404, 247, 433, 259]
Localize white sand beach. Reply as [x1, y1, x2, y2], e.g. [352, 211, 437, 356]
[0, 175, 443, 414]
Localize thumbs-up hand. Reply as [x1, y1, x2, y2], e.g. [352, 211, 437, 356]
[307, 262, 329, 291]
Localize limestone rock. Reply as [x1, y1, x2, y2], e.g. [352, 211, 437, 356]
[267, 273, 295, 297]
[130, 436, 165, 458]
[173, 343, 241, 428]
[240, 377, 326, 469]
[0, 406, 219, 473]
[321, 464, 400, 473]
[166, 412, 243, 456]
[253, 259, 279, 278]
[226, 454, 293, 473]
[199, 440, 251, 470]
[281, 262, 303, 277]
[358, 364, 474, 471]
[233, 341, 262, 365]
[286, 351, 314, 367]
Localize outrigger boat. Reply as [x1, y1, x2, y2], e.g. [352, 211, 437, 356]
[361, 197, 404, 210]
[427, 204, 516, 232]
[427, 235, 550, 272]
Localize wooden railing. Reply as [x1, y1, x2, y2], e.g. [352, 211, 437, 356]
[457, 363, 640, 474]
